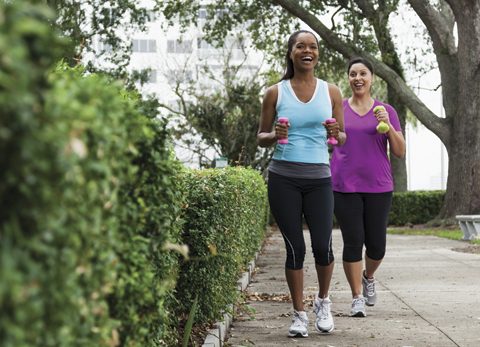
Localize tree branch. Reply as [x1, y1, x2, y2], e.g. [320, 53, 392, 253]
[443, 0, 464, 15]
[351, 0, 375, 20]
[330, 6, 343, 30]
[158, 103, 184, 115]
[406, 0, 456, 58]
[406, 0, 457, 127]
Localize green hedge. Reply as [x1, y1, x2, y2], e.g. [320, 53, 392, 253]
[172, 167, 268, 325]
[0, 2, 182, 345]
[0, 2, 270, 346]
[388, 190, 445, 226]
[267, 190, 446, 227]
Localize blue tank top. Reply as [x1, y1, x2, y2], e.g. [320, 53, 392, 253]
[272, 79, 332, 164]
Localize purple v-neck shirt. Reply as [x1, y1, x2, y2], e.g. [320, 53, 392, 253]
[331, 98, 402, 193]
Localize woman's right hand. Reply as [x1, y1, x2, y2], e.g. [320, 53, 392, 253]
[275, 120, 290, 141]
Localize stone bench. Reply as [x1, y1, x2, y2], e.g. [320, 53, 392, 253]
[455, 215, 480, 241]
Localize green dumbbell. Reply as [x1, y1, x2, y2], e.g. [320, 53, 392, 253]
[373, 106, 389, 134]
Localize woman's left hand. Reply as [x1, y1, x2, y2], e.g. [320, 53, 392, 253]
[375, 108, 391, 127]
[323, 120, 340, 138]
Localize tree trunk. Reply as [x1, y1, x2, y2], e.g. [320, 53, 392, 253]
[388, 85, 408, 192]
[434, 0, 480, 220]
[440, 137, 480, 221]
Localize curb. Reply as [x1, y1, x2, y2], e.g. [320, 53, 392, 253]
[201, 251, 259, 347]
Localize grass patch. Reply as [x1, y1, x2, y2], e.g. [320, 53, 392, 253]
[435, 230, 463, 241]
[387, 229, 436, 236]
[387, 228, 480, 244]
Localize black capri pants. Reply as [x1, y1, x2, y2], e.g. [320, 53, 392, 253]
[268, 171, 334, 270]
[334, 191, 393, 263]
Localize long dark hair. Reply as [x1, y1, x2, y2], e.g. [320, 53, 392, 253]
[347, 57, 374, 75]
[280, 30, 319, 81]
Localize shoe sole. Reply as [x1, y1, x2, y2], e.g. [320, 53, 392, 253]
[365, 301, 375, 306]
[315, 324, 334, 333]
[288, 332, 308, 338]
[349, 311, 366, 317]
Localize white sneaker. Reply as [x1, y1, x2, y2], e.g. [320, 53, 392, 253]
[288, 309, 308, 338]
[313, 294, 334, 333]
[350, 295, 367, 317]
[362, 271, 377, 306]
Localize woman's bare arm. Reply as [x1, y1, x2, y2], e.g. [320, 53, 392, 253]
[257, 85, 288, 148]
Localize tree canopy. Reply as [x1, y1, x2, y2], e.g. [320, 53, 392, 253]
[44, 0, 158, 84]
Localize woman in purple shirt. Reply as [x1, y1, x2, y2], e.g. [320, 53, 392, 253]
[330, 57, 406, 317]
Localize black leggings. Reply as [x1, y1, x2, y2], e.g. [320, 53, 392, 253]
[268, 171, 334, 270]
[334, 191, 393, 263]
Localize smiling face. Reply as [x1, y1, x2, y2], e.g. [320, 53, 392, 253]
[289, 32, 318, 71]
[348, 62, 375, 96]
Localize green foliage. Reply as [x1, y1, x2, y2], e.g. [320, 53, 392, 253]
[173, 167, 268, 324]
[386, 229, 472, 243]
[44, 0, 154, 81]
[0, 2, 271, 346]
[182, 294, 198, 347]
[184, 82, 271, 170]
[388, 191, 446, 226]
[0, 2, 181, 345]
[168, 54, 275, 171]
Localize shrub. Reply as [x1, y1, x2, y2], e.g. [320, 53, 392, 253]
[0, 2, 181, 345]
[0, 2, 270, 346]
[388, 190, 445, 226]
[172, 167, 268, 325]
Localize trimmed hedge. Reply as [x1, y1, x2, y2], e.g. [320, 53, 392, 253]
[0, 2, 270, 346]
[388, 190, 445, 226]
[0, 2, 182, 345]
[172, 167, 268, 325]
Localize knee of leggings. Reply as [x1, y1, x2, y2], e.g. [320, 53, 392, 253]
[342, 245, 363, 263]
[285, 251, 305, 270]
[313, 247, 334, 266]
[365, 248, 385, 261]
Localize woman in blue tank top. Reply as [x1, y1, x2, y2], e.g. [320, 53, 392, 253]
[257, 30, 346, 337]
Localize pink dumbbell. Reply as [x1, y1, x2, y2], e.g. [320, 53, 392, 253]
[277, 117, 289, 144]
[325, 118, 338, 145]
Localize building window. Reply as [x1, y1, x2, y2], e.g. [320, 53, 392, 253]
[197, 38, 218, 50]
[197, 38, 221, 59]
[133, 69, 157, 84]
[101, 8, 120, 26]
[149, 40, 156, 52]
[197, 38, 245, 60]
[197, 6, 229, 20]
[199, 5, 207, 19]
[132, 39, 156, 53]
[140, 40, 147, 52]
[147, 10, 156, 22]
[148, 70, 157, 83]
[167, 40, 193, 53]
[98, 40, 113, 52]
[226, 38, 244, 50]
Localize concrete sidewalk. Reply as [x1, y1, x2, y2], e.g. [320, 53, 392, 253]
[226, 229, 480, 347]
